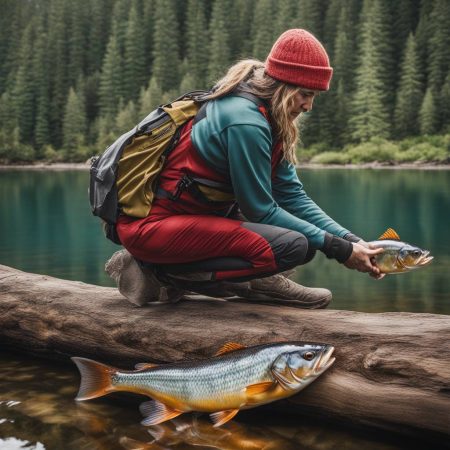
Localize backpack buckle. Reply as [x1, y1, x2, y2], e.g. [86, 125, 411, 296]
[173, 174, 194, 200]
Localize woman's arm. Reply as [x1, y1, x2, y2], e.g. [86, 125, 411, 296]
[272, 161, 352, 239]
[226, 124, 352, 262]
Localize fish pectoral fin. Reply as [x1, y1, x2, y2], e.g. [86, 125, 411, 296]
[245, 381, 275, 396]
[140, 400, 183, 426]
[134, 362, 158, 370]
[210, 409, 240, 427]
[214, 342, 247, 356]
[378, 228, 400, 241]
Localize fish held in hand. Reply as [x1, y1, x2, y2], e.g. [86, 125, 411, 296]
[370, 228, 433, 274]
[72, 341, 335, 427]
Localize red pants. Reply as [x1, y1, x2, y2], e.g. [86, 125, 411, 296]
[116, 202, 314, 283]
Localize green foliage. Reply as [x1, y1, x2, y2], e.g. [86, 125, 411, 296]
[115, 100, 138, 133]
[124, 2, 147, 101]
[0, 127, 35, 162]
[251, 0, 276, 61]
[138, 77, 163, 118]
[185, 0, 209, 87]
[304, 135, 450, 165]
[0, 0, 448, 163]
[346, 138, 400, 163]
[152, 0, 180, 92]
[419, 88, 438, 135]
[394, 33, 423, 137]
[349, 0, 391, 142]
[208, 0, 231, 84]
[99, 31, 123, 118]
[428, 0, 450, 95]
[62, 87, 87, 160]
[310, 151, 351, 165]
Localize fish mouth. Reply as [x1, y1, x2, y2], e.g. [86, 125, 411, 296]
[417, 251, 433, 266]
[398, 250, 434, 270]
[312, 346, 335, 375]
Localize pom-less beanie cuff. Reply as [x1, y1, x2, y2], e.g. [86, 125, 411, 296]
[265, 29, 333, 91]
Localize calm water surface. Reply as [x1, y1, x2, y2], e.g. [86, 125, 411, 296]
[0, 169, 449, 449]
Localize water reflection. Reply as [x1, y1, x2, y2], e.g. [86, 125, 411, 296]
[0, 352, 431, 450]
[0, 169, 448, 313]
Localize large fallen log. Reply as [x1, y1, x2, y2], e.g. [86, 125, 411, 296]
[0, 264, 449, 444]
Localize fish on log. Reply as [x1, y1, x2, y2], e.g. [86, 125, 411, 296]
[0, 264, 449, 445]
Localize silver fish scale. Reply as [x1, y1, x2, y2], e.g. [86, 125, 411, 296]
[113, 344, 301, 406]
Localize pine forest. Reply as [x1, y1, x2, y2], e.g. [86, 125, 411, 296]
[0, 0, 449, 164]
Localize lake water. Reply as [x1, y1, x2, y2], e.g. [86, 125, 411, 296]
[0, 168, 449, 449]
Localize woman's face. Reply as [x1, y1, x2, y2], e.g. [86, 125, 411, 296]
[290, 89, 317, 118]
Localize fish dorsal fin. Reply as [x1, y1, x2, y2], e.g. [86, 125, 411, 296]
[215, 342, 247, 356]
[140, 400, 183, 426]
[378, 228, 400, 241]
[210, 409, 240, 427]
[134, 362, 158, 370]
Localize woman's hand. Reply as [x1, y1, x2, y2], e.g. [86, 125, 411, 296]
[344, 242, 385, 279]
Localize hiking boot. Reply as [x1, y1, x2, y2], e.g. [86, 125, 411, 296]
[226, 273, 332, 309]
[105, 250, 185, 306]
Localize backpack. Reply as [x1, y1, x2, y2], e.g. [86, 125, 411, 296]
[89, 90, 209, 244]
[89, 88, 267, 245]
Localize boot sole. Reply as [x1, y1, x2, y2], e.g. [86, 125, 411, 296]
[227, 291, 332, 309]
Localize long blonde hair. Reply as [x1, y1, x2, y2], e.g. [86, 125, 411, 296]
[205, 59, 301, 165]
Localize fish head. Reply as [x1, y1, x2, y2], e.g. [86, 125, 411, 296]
[271, 344, 335, 388]
[397, 244, 433, 271]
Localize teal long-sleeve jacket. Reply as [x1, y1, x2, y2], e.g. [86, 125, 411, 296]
[191, 95, 352, 252]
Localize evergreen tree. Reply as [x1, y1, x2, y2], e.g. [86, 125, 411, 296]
[185, 0, 209, 87]
[236, 0, 257, 57]
[124, 2, 147, 101]
[227, 0, 245, 61]
[67, 1, 87, 87]
[47, 0, 70, 147]
[33, 20, 51, 151]
[393, 0, 420, 65]
[440, 72, 450, 133]
[180, 72, 198, 93]
[394, 33, 423, 137]
[152, 0, 180, 92]
[349, 0, 391, 141]
[142, 0, 157, 75]
[322, 0, 341, 60]
[0, 91, 17, 137]
[115, 100, 138, 133]
[251, 0, 276, 61]
[138, 77, 163, 118]
[208, 0, 232, 84]
[12, 21, 36, 144]
[419, 87, 438, 134]
[62, 87, 87, 158]
[87, 0, 111, 74]
[331, 2, 359, 145]
[274, 0, 299, 38]
[428, 0, 450, 94]
[295, 0, 325, 40]
[99, 31, 123, 118]
[415, 0, 433, 82]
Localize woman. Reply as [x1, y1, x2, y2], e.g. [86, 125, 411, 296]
[107, 29, 383, 308]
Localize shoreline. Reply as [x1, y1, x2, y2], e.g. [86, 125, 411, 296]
[0, 162, 449, 170]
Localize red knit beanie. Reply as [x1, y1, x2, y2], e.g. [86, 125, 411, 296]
[265, 29, 333, 91]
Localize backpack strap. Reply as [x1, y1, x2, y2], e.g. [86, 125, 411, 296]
[193, 88, 269, 126]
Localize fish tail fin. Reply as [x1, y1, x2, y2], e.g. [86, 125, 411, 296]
[71, 357, 117, 401]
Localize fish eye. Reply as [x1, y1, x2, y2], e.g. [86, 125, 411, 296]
[413, 250, 420, 256]
[302, 351, 316, 361]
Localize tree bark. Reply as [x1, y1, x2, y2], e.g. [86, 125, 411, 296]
[0, 264, 449, 444]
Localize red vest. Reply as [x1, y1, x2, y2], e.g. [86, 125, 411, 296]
[151, 108, 283, 217]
